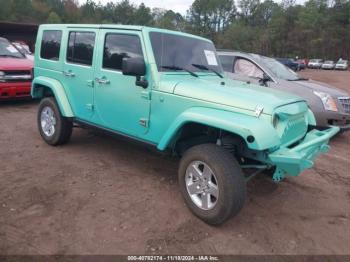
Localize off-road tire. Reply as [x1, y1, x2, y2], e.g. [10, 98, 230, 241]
[178, 144, 246, 225]
[37, 97, 73, 146]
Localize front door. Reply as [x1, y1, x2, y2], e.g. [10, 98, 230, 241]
[62, 29, 98, 121]
[93, 30, 151, 138]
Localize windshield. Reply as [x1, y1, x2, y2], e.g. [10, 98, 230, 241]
[13, 43, 31, 55]
[325, 60, 334, 64]
[259, 56, 300, 81]
[338, 60, 347, 64]
[0, 39, 24, 58]
[149, 32, 223, 74]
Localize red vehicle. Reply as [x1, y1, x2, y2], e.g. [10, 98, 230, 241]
[0, 37, 33, 99]
[296, 58, 309, 70]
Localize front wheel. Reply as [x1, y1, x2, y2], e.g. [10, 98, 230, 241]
[178, 144, 246, 225]
[37, 97, 73, 146]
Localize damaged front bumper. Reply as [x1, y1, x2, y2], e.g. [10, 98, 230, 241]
[268, 126, 340, 181]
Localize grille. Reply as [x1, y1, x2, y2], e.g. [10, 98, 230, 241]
[280, 115, 307, 145]
[5, 70, 31, 75]
[274, 102, 309, 146]
[338, 97, 350, 114]
[1, 70, 32, 82]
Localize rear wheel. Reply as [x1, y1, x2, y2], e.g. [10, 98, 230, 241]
[178, 144, 246, 225]
[37, 97, 73, 146]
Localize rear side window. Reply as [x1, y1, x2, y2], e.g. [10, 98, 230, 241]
[103, 34, 143, 71]
[40, 30, 62, 61]
[67, 32, 95, 66]
[219, 55, 234, 72]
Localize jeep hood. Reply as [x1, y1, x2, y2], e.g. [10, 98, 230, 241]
[169, 76, 304, 115]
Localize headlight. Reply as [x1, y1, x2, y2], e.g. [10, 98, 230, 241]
[313, 91, 338, 112]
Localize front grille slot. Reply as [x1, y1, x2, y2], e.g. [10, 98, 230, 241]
[1, 70, 32, 82]
[280, 115, 307, 145]
[339, 97, 350, 114]
[5, 70, 31, 75]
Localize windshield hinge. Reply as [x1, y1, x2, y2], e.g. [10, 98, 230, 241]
[141, 90, 151, 100]
[139, 118, 149, 127]
[86, 104, 94, 111]
[87, 80, 94, 88]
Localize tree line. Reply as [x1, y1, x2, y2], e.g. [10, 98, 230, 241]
[1, 0, 349, 60]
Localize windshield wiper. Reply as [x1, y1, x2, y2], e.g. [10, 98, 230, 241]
[0, 54, 22, 58]
[161, 65, 198, 77]
[288, 77, 308, 81]
[191, 64, 223, 78]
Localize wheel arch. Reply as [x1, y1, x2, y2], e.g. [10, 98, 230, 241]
[32, 76, 74, 117]
[157, 107, 280, 152]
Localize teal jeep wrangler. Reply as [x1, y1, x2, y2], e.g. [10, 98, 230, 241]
[32, 24, 339, 225]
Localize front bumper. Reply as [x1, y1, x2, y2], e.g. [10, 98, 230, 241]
[268, 126, 339, 181]
[315, 110, 350, 131]
[0, 82, 31, 99]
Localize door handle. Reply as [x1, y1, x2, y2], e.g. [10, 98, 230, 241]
[63, 70, 75, 77]
[95, 77, 110, 85]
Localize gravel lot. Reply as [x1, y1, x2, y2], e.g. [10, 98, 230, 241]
[0, 69, 349, 255]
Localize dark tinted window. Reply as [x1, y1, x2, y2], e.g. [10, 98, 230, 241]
[40, 30, 62, 60]
[150, 32, 223, 73]
[219, 55, 234, 72]
[67, 32, 95, 66]
[103, 34, 143, 71]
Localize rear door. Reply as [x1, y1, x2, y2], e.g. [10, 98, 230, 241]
[62, 28, 98, 121]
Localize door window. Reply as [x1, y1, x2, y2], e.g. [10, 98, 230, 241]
[67, 32, 95, 66]
[40, 30, 62, 61]
[234, 58, 264, 79]
[103, 34, 144, 71]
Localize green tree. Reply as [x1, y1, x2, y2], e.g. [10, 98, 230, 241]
[238, 0, 260, 22]
[251, 0, 279, 27]
[133, 3, 154, 26]
[11, 0, 36, 22]
[63, 0, 80, 23]
[80, 0, 102, 23]
[0, 0, 12, 21]
[154, 10, 186, 30]
[114, 0, 136, 24]
[188, 0, 236, 38]
[47, 11, 62, 23]
[0, 0, 349, 60]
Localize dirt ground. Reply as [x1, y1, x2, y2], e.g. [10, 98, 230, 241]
[0, 69, 350, 255]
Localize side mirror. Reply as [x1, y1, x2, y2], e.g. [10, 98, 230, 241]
[122, 57, 148, 88]
[259, 73, 270, 86]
